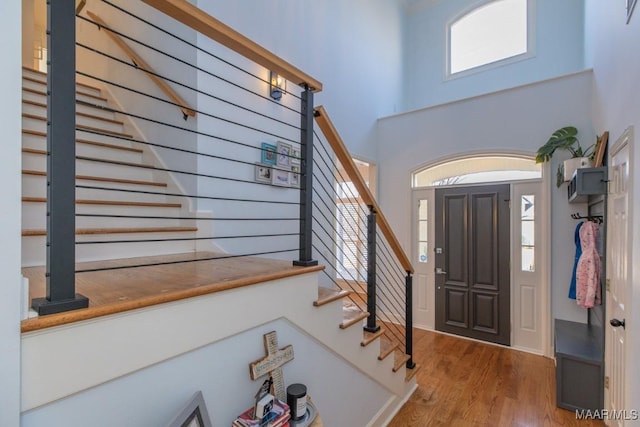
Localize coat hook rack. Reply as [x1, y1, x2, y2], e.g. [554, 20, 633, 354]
[570, 213, 603, 223]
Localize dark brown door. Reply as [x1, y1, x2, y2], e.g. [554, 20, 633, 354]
[435, 184, 510, 345]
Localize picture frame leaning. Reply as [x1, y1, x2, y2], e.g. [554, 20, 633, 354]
[164, 391, 213, 427]
[627, 0, 637, 24]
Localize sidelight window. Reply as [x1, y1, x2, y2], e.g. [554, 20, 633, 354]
[521, 195, 535, 272]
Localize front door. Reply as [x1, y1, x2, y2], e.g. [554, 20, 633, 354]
[435, 184, 511, 345]
[606, 129, 631, 425]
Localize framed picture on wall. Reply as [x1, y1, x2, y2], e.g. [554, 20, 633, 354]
[271, 167, 291, 187]
[627, 0, 637, 23]
[255, 163, 272, 183]
[290, 147, 301, 165]
[261, 142, 277, 166]
[276, 141, 292, 167]
[290, 165, 301, 188]
[165, 391, 213, 427]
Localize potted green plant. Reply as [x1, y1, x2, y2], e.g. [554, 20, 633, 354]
[535, 126, 596, 187]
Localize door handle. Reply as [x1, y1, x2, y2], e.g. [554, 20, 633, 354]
[435, 268, 447, 275]
[610, 318, 626, 329]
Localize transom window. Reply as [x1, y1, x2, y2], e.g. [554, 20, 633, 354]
[448, 0, 531, 76]
[412, 155, 541, 188]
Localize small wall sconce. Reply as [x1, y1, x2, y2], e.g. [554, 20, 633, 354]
[270, 71, 286, 100]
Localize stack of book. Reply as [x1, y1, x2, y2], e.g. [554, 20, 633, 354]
[232, 399, 290, 427]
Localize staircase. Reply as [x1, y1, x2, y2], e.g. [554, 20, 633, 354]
[21, 67, 200, 267]
[314, 287, 420, 385]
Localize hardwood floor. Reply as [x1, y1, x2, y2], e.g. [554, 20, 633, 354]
[389, 329, 605, 426]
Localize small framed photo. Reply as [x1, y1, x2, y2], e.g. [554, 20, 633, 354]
[276, 141, 292, 167]
[164, 391, 213, 427]
[290, 165, 301, 188]
[290, 147, 301, 166]
[255, 163, 272, 183]
[271, 167, 291, 187]
[261, 142, 277, 166]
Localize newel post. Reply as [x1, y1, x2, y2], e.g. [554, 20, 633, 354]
[294, 86, 318, 267]
[31, 0, 88, 315]
[405, 272, 416, 369]
[364, 206, 380, 332]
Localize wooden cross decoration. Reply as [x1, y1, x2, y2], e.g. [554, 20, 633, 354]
[249, 331, 294, 402]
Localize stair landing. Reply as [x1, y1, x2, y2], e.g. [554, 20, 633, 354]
[22, 253, 323, 332]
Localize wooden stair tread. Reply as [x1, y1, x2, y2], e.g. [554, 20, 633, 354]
[314, 287, 350, 307]
[21, 252, 325, 333]
[405, 363, 420, 382]
[22, 226, 198, 236]
[339, 306, 369, 329]
[22, 113, 133, 139]
[22, 130, 143, 153]
[23, 67, 101, 92]
[22, 169, 168, 188]
[361, 328, 386, 347]
[22, 197, 181, 208]
[22, 85, 107, 103]
[378, 336, 400, 361]
[22, 99, 125, 125]
[392, 350, 411, 372]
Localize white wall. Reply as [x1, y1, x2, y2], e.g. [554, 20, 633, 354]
[20, 272, 398, 426]
[195, 0, 405, 161]
[377, 71, 595, 325]
[0, 0, 23, 425]
[21, 318, 389, 427]
[584, 0, 640, 411]
[403, 0, 586, 111]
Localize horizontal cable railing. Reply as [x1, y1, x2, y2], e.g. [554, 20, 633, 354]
[311, 108, 415, 368]
[37, 0, 414, 373]
[31, 0, 319, 314]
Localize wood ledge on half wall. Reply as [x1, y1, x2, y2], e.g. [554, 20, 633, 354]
[21, 252, 324, 333]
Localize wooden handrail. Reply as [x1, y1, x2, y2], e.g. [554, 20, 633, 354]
[314, 106, 414, 274]
[86, 10, 196, 119]
[76, 0, 87, 14]
[141, 0, 323, 93]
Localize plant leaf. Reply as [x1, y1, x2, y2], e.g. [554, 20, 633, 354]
[536, 126, 580, 163]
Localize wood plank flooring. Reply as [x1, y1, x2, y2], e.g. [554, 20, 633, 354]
[389, 329, 605, 427]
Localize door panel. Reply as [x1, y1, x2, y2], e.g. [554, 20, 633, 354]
[606, 131, 630, 425]
[444, 195, 468, 285]
[436, 184, 510, 345]
[445, 288, 468, 327]
[472, 193, 498, 290]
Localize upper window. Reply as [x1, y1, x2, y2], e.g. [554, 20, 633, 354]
[448, 0, 531, 76]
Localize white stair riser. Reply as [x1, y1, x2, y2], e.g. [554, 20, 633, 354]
[23, 99, 118, 122]
[22, 71, 104, 98]
[21, 129, 137, 152]
[21, 76, 104, 99]
[22, 233, 197, 266]
[23, 211, 191, 230]
[22, 113, 125, 136]
[22, 136, 142, 164]
[23, 202, 183, 217]
[22, 152, 154, 182]
[22, 176, 170, 203]
[22, 88, 110, 109]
